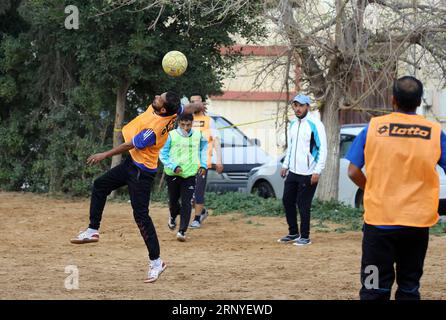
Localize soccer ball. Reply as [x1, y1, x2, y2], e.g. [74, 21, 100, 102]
[162, 51, 188, 77]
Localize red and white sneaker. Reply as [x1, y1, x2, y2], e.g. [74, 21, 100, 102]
[70, 228, 99, 244]
[144, 259, 167, 283]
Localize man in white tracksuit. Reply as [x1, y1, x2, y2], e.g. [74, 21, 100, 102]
[278, 94, 327, 246]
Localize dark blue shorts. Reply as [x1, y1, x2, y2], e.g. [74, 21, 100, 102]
[194, 170, 208, 204]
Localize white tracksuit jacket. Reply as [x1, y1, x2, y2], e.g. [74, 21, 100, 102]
[282, 114, 328, 175]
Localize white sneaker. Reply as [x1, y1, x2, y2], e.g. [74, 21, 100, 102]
[144, 259, 167, 283]
[293, 238, 312, 246]
[176, 231, 186, 242]
[190, 220, 201, 229]
[70, 228, 99, 244]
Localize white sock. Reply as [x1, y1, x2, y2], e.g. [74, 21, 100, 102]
[150, 258, 161, 266]
[87, 228, 98, 234]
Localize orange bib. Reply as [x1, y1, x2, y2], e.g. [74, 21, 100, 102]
[192, 114, 214, 168]
[364, 112, 441, 227]
[122, 105, 177, 170]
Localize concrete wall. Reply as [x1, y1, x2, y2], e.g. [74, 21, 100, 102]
[208, 42, 300, 158]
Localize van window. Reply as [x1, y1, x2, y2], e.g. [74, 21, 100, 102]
[340, 134, 355, 158]
[213, 116, 251, 147]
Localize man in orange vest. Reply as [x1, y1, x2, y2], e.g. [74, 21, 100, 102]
[346, 76, 446, 300]
[189, 94, 224, 229]
[70, 91, 205, 283]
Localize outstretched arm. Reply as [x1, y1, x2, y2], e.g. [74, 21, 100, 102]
[87, 141, 134, 165]
[182, 102, 207, 114]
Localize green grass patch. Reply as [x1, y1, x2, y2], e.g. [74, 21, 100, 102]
[430, 222, 446, 235]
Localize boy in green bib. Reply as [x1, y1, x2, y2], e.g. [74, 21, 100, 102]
[160, 113, 208, 241]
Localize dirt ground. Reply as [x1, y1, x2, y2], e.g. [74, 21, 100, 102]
[1, 191, 445, 300]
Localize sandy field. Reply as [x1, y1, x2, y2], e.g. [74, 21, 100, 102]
[1, 191, 445, 300]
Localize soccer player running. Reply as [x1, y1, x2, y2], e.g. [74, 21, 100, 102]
[160, 113, 208, 241]
[189, 94, 224, 229]
[278, 94, 327, 246]
[70, 92, 205, 283]
[346, 76, 446, 300]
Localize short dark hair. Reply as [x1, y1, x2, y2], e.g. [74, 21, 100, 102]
[393, 76, 423, 112]
[178, 112, 193, 122]
[164, 91, 181, 115]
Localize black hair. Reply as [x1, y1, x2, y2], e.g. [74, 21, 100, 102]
[164, 91, 181, 115]
[393, 76, 423, 112]
[178, 112, 193, 122]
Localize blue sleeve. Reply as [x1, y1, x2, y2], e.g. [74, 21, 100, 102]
[159, 134, 178, 171]
[345, 125, 368, 169]
[438, 131, 446, 173]
[199, 134, 208, 169]
[132, 129, 156, 149]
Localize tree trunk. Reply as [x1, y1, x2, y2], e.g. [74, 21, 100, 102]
[111, 80, 129, 169]
[316, 85, 341, 201]
[315, 0, 344, 202]
[109, 80, 129, 198]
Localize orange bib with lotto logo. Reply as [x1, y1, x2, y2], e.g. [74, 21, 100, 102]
[122, 105, 177, 170]
[364, 112, 441, 227]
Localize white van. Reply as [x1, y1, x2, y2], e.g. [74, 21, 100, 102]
[246, 123, 446, 214]
[205, 113, 272, 192]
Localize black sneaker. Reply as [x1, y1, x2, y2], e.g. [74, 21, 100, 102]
[168, 217, 176, 231]
[277, 234, 300, 243]
[200, 208, 209, 223]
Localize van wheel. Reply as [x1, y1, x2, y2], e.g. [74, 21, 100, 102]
[355, 189, 364, 209]
[252, 181, 276, 199]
